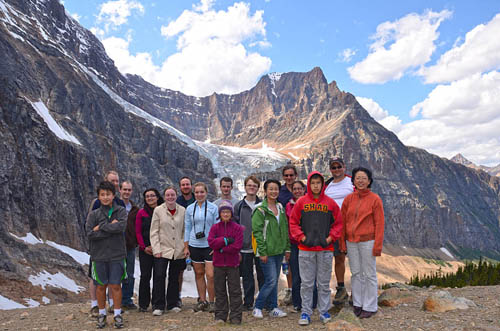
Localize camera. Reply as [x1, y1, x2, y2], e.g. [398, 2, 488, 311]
[195, 232, 205, 239]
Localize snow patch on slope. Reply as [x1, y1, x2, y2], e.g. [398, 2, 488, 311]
[28, 270, 84, 293]
[0, 295, 25, 310]
[440, 247, 454, 259]
[31, 101, 81, 145]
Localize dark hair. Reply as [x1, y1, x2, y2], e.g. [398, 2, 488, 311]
[97, 181, 115, 195]
[263, 179, 281, 192]
[282, 164, 298, 176]
[220, 176, 233, 186]
[310, 173, 324, 183]
[244, 175, 261, 187]
[351, 167, 373, 188]
[143, 188, 165, 206]
[179, 176, 192, 185]
[292, 180, 306, 189]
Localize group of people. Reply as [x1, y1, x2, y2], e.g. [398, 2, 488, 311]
[85, 158, 385, 329]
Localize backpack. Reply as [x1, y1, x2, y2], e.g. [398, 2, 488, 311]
[251, 207, 268, 256]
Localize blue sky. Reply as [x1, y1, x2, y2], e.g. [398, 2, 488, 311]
[63, 0, 500, 166]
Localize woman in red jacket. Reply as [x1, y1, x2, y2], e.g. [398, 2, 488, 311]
[341, 167, 384, 319]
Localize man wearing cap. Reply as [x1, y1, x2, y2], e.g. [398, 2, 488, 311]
[324, 158, 353, 306]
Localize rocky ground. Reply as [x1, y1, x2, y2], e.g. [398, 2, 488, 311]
[1, 285, 499, 330]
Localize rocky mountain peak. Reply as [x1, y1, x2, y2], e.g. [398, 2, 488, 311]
[450, 153, 474, 166]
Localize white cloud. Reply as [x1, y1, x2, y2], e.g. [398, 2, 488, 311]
[400, 70, 500, 166]
[348, 10, 451, 84]
[419, 13, 500, 83]
[356, 96, 402, 133]
[103, 1, 271, 96]
[339, 48, 356, 62]
[97, 0, 144, 32]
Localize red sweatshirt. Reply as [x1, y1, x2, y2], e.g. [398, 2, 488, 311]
[289, 171, 342, 251]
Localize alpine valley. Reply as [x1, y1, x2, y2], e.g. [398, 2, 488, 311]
[1, 0, 500, 307]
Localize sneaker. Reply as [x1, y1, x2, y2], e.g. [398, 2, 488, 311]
[122, 303, 137, 310]
[291, 306, 301, 313]
[333, 286, 348, 305]
[138, 307, 148, 312]
[283, 288, 292, 305]
[152, 309, 163, 316]
[113, 314, 124, 329]
[90, 306, 99, 318]
[208, 301, 215, 313]
[320, 312, 332, 324]
[169, 306, 181, 313]
[194, 300, 208, 312]
[353, 306, 362, 317]
[359, 310, 377, 319]
[177, 298, 183, 308]
[252, 308, 263, 319]
[269, 308, 287, 318]
[298, 313, 310, 326]
[97, 314, 107, 329]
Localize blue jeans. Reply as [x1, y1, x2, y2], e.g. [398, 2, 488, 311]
[255, 254, 282, 310]
[121, 248, 136, 305]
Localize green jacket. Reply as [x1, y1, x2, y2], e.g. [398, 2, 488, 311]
[251, 199, 291, 257]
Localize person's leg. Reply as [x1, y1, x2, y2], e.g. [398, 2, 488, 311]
[290, 243, 302, 309]
[359, 240, 377, 312]
[205, 261, 215, 302]
[316, 251, 333, 315]
[298, 250, 316, 316]
[121, 248, 136, 306]
[240, 253, 255, 308]
[254, 256, 265, 290]
[269, 255, 282, 309]
[254, 257, 278, 310]
[228, 266, 243, 323]
[193, 262, 207, 302]
[109, 284, 122, 311]
[96, 285, 108, 310]
[335, 254, 346, 284]
[346, 241, 362, 309]
[214, 267, 229, 321]
[138, 250, 154, 310]
[152, 257, 168, 311]
[166, 259, 183, 310]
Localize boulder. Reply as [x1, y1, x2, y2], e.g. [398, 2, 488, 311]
[423, 290, 476, 312]
[378, 287, 415, 307]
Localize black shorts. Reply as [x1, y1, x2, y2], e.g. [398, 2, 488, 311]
[91, 260, 127, 285]
[88, 257, 92, 278]
[333, 240, 346, 257]
[188, 246, 213, 263]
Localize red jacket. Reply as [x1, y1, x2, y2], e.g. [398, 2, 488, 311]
[289, 171, 342, 251]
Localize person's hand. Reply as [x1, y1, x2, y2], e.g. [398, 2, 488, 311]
[301, 236, 306, 243]
[260, 256, 268, 264]
[111, 219, 118, 224]
[93, 225, 100, 232]
[325, 236, 332, 244]
[145, 246, 153, 255]
[154, 253, 161, 258]
[184, 247, 190, 258]
[285, 252, 290, 262]
[372, 249, 382, 257]
[226, 237, 235, 245]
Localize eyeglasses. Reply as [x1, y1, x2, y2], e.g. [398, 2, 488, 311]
[283, 174, 295, 177]
[246, 184, 258, 188]
[145, 195, 157, 199]
[330, 166, 343, 170]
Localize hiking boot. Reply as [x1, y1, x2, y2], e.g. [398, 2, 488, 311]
[194, 300, 208, 312]
[113, 314, 124, 328]
[359, 310, 377, 319]
[283, 288, 292, 305]
[97, 314, 107, 329]
[298, 313, 310, 326]
[269, 307, 287, 318]
[320, 312, 332, 324]
[333, 286, 348, 305]
[208, 301, 215, 313]
[252, 308, 263, 319]
[90, 306, 99, 318]
[122, 303, 137, 310]
[138, 306, 148, 312]
[353, 306, 362, 317]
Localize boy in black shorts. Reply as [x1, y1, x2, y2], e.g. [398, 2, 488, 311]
[86, 181, 128, 329]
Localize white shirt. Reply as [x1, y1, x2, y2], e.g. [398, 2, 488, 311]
[244, 198, 256, 210]
[324, 176, 354, 208]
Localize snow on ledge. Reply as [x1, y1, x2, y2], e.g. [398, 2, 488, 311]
[440, 247, 454, 259]
[24, 298, 40, 308]
[30, 101, 81, 145]
[28, 270, 84, 293]
[9, 232, 43, 245]
[0, 295, 25, 310]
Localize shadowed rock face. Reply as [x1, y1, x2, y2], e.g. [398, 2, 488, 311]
[0, 0, 216, 280]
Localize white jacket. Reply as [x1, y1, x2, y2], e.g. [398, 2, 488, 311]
[150, 203, 186, 260]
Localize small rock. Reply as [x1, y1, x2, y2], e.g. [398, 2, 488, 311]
[41, 327, 49, 331]
[20, 312, 29, 319]
[328, 320, 365, 331]
[332, 309, 363, 328]
[65, 313, 74, 321]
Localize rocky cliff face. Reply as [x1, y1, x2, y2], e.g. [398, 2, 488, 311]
[0, 0, 216, 282]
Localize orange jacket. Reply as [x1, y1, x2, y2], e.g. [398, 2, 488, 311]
[340, 189, 384, 256]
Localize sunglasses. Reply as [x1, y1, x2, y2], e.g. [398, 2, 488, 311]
[330, 166, 343, 170]
[283, 174, 296, 177]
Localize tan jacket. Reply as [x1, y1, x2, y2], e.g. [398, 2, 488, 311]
[150, 203, 186, 260]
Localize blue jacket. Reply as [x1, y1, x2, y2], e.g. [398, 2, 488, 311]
[184, 200, 219, 248]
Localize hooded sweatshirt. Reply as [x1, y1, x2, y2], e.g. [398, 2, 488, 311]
[289, 171, 342, 252]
